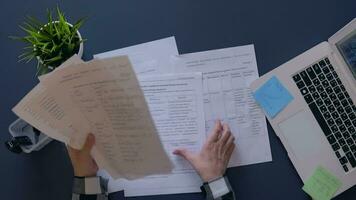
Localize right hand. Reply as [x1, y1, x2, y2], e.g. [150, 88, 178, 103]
[173, 120, 235, 182]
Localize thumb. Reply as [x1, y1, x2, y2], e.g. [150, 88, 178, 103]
[173, 148, 195, 162]
[82, 133, 95, 154]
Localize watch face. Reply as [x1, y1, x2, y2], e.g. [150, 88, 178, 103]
[209, 177, 230, 199]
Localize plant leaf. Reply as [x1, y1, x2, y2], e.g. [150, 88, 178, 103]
[12, 6, 86, 70]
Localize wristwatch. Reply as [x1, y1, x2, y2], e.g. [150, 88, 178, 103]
[200, 176, 234, 199]
[72, 176, 108, 195]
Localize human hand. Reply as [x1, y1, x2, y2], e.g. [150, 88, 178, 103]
[67, 133, 98, 177]
[173, 120, 235, 182]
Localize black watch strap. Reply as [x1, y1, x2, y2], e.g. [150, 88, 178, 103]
[201, 183, 214, 199]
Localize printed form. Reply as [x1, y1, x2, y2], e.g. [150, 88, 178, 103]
[172, 45, 272, 166]
[103, 73, 206, 196]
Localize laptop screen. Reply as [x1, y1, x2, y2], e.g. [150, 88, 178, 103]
[336, 31, 356, 80]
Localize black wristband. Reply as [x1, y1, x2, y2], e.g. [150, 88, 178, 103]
[200, 176, 233, 199]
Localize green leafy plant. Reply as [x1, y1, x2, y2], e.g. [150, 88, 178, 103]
[11, 7, 86, 75]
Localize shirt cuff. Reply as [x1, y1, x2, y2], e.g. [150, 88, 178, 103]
[73, 176, 108, 195]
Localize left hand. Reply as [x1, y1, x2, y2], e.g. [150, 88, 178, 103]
[67, 133, 98, 177]
[173, 120, 235, 182]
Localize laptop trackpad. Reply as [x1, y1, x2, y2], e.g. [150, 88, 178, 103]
[279, 110, 324, 160]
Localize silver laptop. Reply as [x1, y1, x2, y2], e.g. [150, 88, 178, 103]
[250, 18, 356, 196]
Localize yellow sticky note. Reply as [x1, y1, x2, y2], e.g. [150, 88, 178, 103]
[302, 166, 342, 200]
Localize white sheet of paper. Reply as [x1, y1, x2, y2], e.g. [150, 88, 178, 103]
[98, 72, 206, 196]
[172, 45, 272, 166]
[94, 36, 178, 75]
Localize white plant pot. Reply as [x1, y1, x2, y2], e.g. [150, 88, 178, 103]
[36, 21, 84, 70]
[8, 119, 52, 153]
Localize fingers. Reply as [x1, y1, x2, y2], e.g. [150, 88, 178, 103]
[66, 146, 76, 160]
[67, 141, 79, 157]
[224, 143, 235, 164]
[225, 134, 235, 149]
[82, 133, 95, 154]
[173, 148, 194, 163]
[219, 123, 231, 145]
[68, 134, 95, 159]
[219, 134, 234, 156]
[90, 158, 99, 171]
[207, 120, 222, 144]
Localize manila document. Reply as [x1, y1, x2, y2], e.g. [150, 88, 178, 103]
[13, 56, 173, 179]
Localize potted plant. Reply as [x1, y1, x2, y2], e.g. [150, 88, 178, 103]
[12, 7, 85, 75]
[6, 7, 86, 153]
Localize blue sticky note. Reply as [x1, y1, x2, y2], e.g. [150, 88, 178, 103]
[253, 76, 293, 118]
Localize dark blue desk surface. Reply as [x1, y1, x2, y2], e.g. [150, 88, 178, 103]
[0, 0, 355, 199]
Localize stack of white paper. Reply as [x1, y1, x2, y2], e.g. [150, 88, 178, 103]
[93, 37, 272, 196]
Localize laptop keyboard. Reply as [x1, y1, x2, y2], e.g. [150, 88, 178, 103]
[292, 57, 356, 173]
